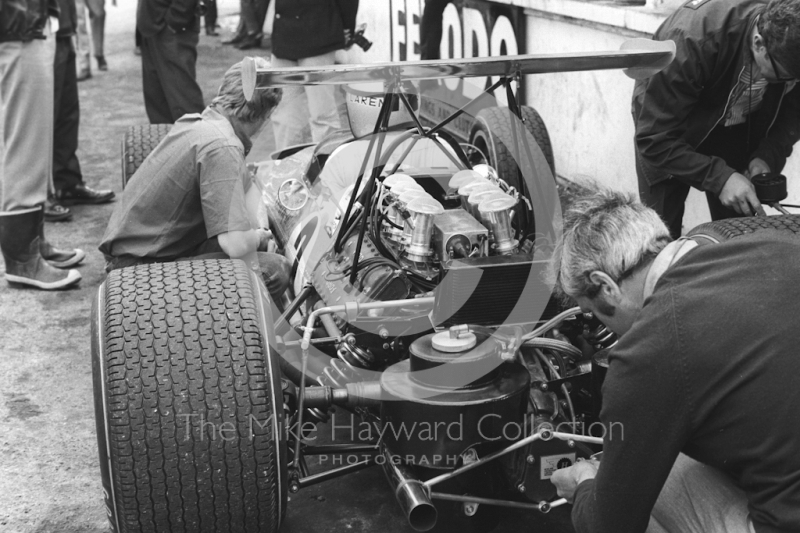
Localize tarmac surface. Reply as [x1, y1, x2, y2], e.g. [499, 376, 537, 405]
[0, 2, 574, 531]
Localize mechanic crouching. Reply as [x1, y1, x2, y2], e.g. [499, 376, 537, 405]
[549, 186, 800, 533]
[99, 59, 291, 301]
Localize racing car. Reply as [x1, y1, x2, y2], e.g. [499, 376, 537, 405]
[92, 42, 684, 533]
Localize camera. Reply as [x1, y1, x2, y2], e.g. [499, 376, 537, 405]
[346, 23, 373, 52]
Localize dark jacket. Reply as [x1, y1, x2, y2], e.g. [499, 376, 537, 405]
[55, 0, 77, 38]
[1, 0, 60, 42]
[272, 0, 359, 60]
[632, 0, 800, 194]
[137, 0, 200, 38]
[573, 234, 800, 533]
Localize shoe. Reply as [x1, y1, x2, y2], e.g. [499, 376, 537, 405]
[44, 198, 72, 222]
[222, 32, 246, 45]
[206, 28, 219, 36]
[77, 70, 92, 82]
[37, 214, 85, 268]
[96, 56, 108, 71]
[235, 32, 262, 50]
[55, 183, 115, 205]
[0, 207, 81, 290]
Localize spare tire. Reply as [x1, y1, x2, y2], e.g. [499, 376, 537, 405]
[687, 214, 800, 243]
[92, 259, 287, 533]
[121, 124, 171, 189]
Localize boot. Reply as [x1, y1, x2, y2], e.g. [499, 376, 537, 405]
[0, 207, 81, 290]
[37, 213, 85, 268]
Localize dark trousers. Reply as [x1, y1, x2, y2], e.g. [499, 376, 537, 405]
[420, 0, 449, 60]
[233, 0, 269, 37]
[141, 28, 205, 124]
[204, 0, 217, 32]
[637, 122, 757, 239]
[53, 37, 84, 192]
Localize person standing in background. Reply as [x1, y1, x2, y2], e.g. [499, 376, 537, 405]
[270, 0, 358, 149]
[73, 0, 106, 72]
[420, 0, 449, 60]
[203, 0, 218, 35]
[222, 0, 270, 49]
[84, 0, 106, 70]
[74, 0, 92, 79]
[137, 0, 205, 123]
[0, 0, 84, 289]
[49, 0, 116, 222]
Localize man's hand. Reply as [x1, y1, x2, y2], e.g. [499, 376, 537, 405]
[718, 172, 765, 216]
[255, 228, 274, 252]
[551, 459, 600, 503]
[746, 158, 771, 179]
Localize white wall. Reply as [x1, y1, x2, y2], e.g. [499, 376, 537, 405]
[521, 3, 800, 232]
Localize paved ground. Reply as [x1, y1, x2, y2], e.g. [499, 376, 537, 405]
[0, 3, 574, 531]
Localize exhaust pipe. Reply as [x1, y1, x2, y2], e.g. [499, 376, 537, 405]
[382, 449, 438, 531]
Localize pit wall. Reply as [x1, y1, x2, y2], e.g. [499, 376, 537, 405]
[346, 0, 800, 234]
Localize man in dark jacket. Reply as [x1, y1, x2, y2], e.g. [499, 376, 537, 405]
[269, 0, 358, 149]
[633, 0, 800, 238]
[48, 0, 115, 222]
[0, 0, 83, 289]
[137, 0, 205, 123]
[550, 186, 800, 533]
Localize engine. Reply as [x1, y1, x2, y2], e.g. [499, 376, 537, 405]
[307, 167, 559, 367]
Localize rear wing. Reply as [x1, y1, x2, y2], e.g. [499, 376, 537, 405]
[242, 38, 675, 100]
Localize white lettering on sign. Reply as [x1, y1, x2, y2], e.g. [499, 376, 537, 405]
[406, 0, 421, 62]
[490, 15, 517, 106]
[391, 0, 422, 62]
[462, 7, 488, 98]
[441, 3, 462, 91]
[437, 2, 521, 100]
[539, 453, 576, 480]
[391, 0, 406, 62]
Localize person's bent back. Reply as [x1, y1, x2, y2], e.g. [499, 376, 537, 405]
[99, 58, 291, 300]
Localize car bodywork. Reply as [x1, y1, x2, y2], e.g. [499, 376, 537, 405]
[93, 39, 676, 533]
[242, 40, 674, 530]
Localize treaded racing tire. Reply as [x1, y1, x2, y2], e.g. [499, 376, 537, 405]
[469, 105, 555, 190]
[92, 259, 287, 533]
[687, 214, 800, 242]
[121, 124, 171, 189]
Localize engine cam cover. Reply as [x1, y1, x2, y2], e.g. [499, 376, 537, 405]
[380, 330, 530, 469]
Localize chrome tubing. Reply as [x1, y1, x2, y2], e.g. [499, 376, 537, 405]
[402, 197, 444, 262]
[382, 449, 438, 532]
[479, 196, 518, 255]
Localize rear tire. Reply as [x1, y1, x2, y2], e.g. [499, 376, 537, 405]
[92, 259, 287, 533]
[469, 105, 555, 191]
[468, 106, 555, 243]
[121, 124, 171, 189]
[687, 214, 800, 242]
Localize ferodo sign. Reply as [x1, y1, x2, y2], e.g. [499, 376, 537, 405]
[354, 1, 527, 139]
[436, 0, 525, 100]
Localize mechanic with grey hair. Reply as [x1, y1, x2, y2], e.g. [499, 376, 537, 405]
[99, 58, 291, 301]
[549, 185, 800, 532]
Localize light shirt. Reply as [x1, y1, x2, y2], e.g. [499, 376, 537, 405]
[724, 56, 769, 127]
